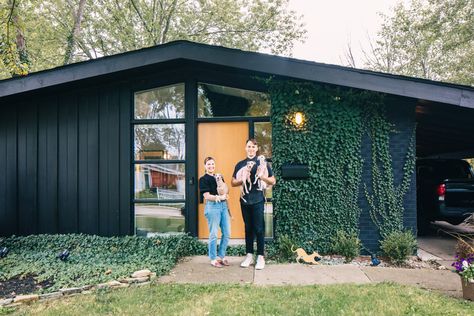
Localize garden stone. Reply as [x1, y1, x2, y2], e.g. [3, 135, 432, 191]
[60, 287, 82, 295]
[150, 272, 157, 280]
[39, 292, 62, 300]
[81, 285, 94, 291]
[13, 294, 39, 303]
[0, 298, 13, 306]
[119, 277, 139, 284]
[108, 280, 128, 288]
[132, 281, 151, 287]
[132, 269, 151, 278]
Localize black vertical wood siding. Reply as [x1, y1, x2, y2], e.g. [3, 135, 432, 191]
[0, 83, 131, 236]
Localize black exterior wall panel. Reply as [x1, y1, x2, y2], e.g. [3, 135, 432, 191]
[17, 102, 38, 235]
[38, 97, 59, 233]
[0, 104, 18, 236]
[98, 87, 121, 236]
[119, 84, 132, 235]
[58, 93, 79, 233]
[78, 91, 100, 234]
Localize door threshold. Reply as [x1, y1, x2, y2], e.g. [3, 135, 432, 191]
[199, 238, 245, 245]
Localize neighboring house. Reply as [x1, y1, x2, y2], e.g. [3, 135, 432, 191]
[0, 41, 473, 251]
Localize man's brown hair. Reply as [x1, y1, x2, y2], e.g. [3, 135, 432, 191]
[246, 138, 258, 146]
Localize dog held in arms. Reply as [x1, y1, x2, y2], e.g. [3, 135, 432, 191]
[254, 155, 269, 191]
[291, 245, 322, 265]
[235, 161, 256, 203]
[214, 173, 232, 219]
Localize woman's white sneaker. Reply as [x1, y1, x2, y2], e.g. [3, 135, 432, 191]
[255, 255, 265, 270]
[240, 253, 254, 268]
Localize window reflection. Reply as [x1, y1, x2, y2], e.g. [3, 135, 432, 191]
[135, 164, 185, 200]
[255, 122, 272, 158]
[134, 124, 185, 160]
[135, 203, 185, 236]
[198, 83, 270, 117]
[134, 84, 185, 119]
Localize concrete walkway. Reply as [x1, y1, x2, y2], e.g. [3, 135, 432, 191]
[158, 256, 463, 298]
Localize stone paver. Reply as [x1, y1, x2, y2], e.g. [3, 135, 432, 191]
[158, 256, 253, 284]
[361, 267, 462, 297]
[254, 264, 371, 286]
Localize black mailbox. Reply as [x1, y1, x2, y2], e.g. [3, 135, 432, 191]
[281, 164, 309, 179]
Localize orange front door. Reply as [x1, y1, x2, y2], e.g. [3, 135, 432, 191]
[198, 122, 248, 238]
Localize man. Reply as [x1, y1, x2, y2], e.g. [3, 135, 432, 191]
[231, 138, 276, 270]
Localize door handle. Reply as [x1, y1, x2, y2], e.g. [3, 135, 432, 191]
[189, 177, 194, 185]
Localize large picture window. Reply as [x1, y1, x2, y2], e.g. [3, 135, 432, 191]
[133, 83, 185, 236]
[198, 83, 270, 118]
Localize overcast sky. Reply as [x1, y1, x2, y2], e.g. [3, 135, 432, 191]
[287, 0, 406, 67]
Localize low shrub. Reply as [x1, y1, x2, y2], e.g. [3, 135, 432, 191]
[331, 230, 361, 263]
[266, 234, 297, 263]
[380, 230, 417, 265]
[0, 233, 207, 293]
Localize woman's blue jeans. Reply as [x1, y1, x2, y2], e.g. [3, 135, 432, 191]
[204, 201, 231, 260]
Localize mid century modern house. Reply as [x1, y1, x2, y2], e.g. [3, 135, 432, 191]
[0, 41, 473, 251]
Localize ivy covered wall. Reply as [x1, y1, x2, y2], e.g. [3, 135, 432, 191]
[269, 81, 416, 253]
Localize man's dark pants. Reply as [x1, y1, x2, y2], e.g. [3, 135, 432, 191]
[240, 201, 265, 256]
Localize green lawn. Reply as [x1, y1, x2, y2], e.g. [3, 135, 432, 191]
[3, 283, 473, 316]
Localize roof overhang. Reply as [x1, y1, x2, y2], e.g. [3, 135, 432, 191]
[0, 41, 473, 108]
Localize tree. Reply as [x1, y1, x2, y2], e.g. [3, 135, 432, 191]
[0, 0, 306, 79]
[362, 0, 474, 86]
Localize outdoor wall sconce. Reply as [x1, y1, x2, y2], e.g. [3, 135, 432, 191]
[290, 111, 305, 128]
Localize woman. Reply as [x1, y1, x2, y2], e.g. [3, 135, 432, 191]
[199, 157, 231, 268]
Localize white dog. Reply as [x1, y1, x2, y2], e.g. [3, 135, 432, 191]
[254, 155, 269, 191]
[235, 161, 256, 202]
[214, 173, 232, 218]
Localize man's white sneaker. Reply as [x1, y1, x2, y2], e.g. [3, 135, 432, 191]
[240, 253, 254, 268]
[255, 255, 265, 270]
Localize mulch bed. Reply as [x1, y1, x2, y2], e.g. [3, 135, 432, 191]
[0, 275, 53, 299]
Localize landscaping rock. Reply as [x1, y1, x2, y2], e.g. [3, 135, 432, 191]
[96, 282, 109, 289]
[131, 269, 151, 278]
[39, 292, 62, 300]
[119, 278, 138, 284]
[150, 273, 157, 280]
[13, 294, 39, 303]
[107, 280, 128, 288]
[60, 287, 82, 295]
[0, 298, 13, 306]
[81, 285, 94, 291]
[132, 281, 151, 287]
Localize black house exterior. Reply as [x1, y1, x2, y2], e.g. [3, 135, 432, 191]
[1, 41, 473, 250]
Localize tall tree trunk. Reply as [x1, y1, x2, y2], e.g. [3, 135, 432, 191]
[64, 0, 87, 65]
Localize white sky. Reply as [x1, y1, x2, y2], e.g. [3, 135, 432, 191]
[287, 0, 405, 67]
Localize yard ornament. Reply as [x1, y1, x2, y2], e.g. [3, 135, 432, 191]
[57, 249, 70, 261]
[292, 246, 321, 265]
[0, 247, 8, 258]
[370, 254, 381, 266]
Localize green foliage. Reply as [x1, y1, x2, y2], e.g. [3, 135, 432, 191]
[0, 233, 207, 293]
[269, 80, 367, 252]
[380, 230, 417, 265]
[265, 234, 297, 263]
[0, 0, 307, 80]
[364, 0, 474, 86]
[331, 230, 361, 263]
[364, 103, 416, 238]
[12, 283, 474, 315]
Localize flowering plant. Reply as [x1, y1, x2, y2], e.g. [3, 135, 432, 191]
[452, 236, 474, 283]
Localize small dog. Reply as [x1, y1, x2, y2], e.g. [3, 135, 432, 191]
[254, 155, 269, 191]
[214, 173, 232, 218]
[291, 246, 321, 265]
[235, 161, 256, 202]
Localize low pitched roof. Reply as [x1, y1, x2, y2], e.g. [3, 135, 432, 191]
[0, 40, 473, 108]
